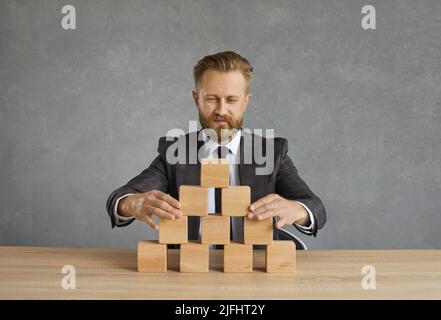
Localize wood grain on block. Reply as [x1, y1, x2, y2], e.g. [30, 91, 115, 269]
[224, 242, 253, 273]
[179, 186, 208, 216]
[244, 216, 273, 244]
[222, 186, 251, 216]
[265, 240, 296, 273]
[159, 216, 188, 244]
[180, 241, 209, 273]
[137, 240, 167, 272]
[201, 215, 230, 245]
[200, 158, 229, 188]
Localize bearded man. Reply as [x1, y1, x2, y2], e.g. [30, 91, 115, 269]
[106, 51, 326, 245]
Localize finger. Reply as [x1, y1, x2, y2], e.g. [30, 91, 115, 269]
[144, 215, 159, 230]
[251, 200, 285, 216]
[146, 205, 176, 220]
[248, 200, 284, 219]
[151, 197, 182, 217]
[275, 217, 288, 229]
[254, 207, 279, 221]
[154, 190, 181, 209]
[249, 194, 279, 211]
[161, 193, 181, 209]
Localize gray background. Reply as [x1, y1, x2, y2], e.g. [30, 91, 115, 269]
[1, 0, 440, 249]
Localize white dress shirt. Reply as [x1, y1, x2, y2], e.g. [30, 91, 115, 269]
[114, 130, 315, 236]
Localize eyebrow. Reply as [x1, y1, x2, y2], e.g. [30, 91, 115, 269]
[204, 94, 239, 99]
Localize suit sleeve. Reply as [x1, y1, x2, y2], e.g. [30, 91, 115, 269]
[105, 138, 169, 228]
[275, 139, 326, 237]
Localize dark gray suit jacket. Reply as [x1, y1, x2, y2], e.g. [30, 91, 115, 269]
[106, 130, 326, 237]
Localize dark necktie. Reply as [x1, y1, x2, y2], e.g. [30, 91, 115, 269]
[213, 146, 237, 246]
[215, 146, 233, 243]
[214, 146, 230, 214]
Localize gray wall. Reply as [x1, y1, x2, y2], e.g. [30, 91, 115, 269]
[1, 0, 440, 249]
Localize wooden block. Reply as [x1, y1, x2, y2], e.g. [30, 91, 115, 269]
[201, 215, 230, 244]
[179, 185, 208, 216]
[224, 242, 253, 273]
[159, 216, 188, 244]
[137, 240, 167, 272]
[265, 240, 296, 273]
[222, 186, 250, 216]
[200, 158, 229, 188]
[244, 216, 273, 244]
[180, 241, 209, 273]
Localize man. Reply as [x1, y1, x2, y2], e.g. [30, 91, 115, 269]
[106, 51, 326, 242]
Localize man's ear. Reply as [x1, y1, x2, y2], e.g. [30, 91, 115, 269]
[192, 90, 200, 109]
[244, 93, 252, 110]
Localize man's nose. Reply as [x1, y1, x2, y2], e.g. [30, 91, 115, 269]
[215, 99, 228, 115]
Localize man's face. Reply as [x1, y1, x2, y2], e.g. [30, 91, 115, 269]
[192, 70, 252, 141]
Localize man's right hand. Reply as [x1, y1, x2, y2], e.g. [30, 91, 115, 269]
[117, 190, 182, 230]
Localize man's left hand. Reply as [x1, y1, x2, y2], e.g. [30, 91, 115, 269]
[247, 193, 310, 228]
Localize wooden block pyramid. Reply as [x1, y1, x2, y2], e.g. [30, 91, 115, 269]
[138, 158, 296, 273]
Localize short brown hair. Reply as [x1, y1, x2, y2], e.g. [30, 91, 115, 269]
[193, 51, 253, 92]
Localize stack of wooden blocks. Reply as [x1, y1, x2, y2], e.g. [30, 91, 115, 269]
[138, 158, 296, 273]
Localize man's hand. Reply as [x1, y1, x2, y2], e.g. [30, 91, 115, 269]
[118, 190, 182, 230]
[247, 193, 310, 229]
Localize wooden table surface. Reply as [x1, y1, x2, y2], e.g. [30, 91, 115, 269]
[0, 246, 440, 299]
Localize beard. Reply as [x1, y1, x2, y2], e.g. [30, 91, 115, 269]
[199, 112, 243, 143]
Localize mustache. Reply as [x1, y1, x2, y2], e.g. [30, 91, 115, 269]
[199, 111, 243, 133]
[211, 114, 232, 123]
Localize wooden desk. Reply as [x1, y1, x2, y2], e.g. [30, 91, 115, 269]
[0, 246, 440, 299]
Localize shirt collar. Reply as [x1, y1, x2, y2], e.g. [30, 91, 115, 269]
[201, 129, 242, 157]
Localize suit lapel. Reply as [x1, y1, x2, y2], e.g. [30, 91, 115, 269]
[176, 131, 203, 187]
[238, 131, 257, 198]
[176, 131, 204, 240]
